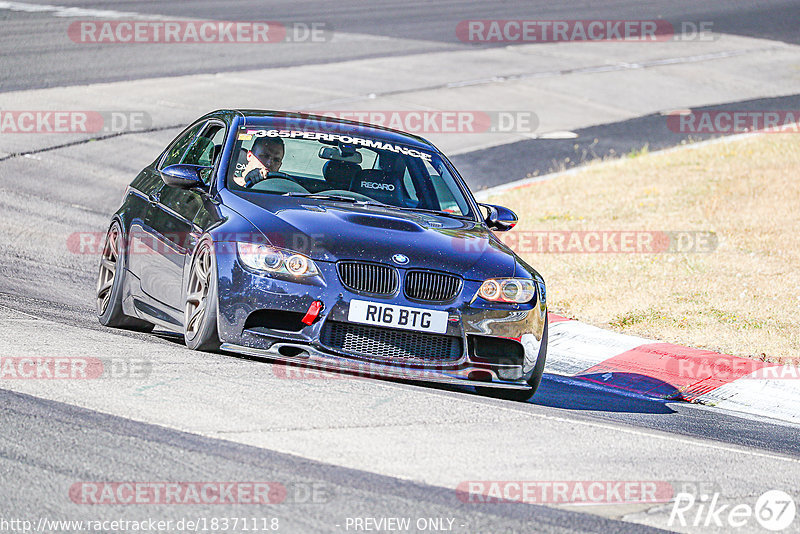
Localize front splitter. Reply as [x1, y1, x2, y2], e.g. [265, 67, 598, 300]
[220, 342, 531, 390]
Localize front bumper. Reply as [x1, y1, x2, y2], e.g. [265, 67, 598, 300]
[215, 250, 546, 388]
[219, 342, 532, 390]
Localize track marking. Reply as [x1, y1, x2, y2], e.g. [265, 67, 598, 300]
[0, 303, 39, 320]
[536, 131, 579, 139]
[0, 1, 392, 43]
[0, 1, 165, 19]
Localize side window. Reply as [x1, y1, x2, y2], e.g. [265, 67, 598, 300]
[424, 159, 468, 215]
[182, 124, 226, 184]
[161, 123, 204, 169]
[429, 174, 458, 212]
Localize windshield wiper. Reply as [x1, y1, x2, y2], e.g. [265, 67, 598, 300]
[283, 192, 361, 203]
[282, 192, 394, 208]
[389, 206, 470, 219]
[282, 193, 465, 218]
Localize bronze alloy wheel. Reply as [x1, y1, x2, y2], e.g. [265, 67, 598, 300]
[185, 242, 213, 338]
[96, 224, 120, 315]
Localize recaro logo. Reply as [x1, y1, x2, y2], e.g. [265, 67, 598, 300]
[361, 182, 395, 191]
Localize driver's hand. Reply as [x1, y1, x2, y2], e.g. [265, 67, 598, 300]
[244, 168, 268, 187]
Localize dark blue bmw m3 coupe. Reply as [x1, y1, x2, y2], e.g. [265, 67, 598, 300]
[97, 109, 547, 401]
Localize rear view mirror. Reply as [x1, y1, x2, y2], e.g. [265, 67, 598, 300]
[480, 203, 518, 231]
[319, 146, 363, 164]
[160, 164, 210, 189]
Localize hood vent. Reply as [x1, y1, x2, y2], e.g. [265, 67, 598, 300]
[341, 213, 424, 232]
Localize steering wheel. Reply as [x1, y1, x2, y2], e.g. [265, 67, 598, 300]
[251, 178, 310, 194]
[245, 170, 295, 187]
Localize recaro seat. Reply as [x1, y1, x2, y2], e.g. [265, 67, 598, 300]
[322, 160, 360, 191]
[356, 169, 404, 205]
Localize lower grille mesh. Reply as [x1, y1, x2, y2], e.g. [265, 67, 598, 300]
[320, 321, 462, 363]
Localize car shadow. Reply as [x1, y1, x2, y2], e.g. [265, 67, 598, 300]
[530, 373, 677, 414]
[208, 343, 678, 415]
[397, 372, 677, 415]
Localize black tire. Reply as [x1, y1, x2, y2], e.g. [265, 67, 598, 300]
[184, 239, 221, 351]
[96, 221, 154, 332]
[477, 316, 548, 402]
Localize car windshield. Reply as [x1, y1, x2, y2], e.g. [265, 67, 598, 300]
[226, 125, 474, 218]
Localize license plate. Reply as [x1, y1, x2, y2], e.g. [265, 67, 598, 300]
[347, 300, 448, 334]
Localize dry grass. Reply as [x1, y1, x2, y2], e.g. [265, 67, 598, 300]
[489, 134, 800, 363]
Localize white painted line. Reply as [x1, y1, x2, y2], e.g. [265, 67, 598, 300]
[0, 1, 165, 19]
[536, 130, 579, 139]
[0, 1, 397, 44]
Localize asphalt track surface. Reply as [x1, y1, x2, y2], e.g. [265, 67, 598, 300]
[2, 1, 800, 533]
[1, 0, 799, 91]
[454, 93, 800, 189]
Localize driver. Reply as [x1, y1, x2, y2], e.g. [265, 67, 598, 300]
[233, 136, 285, 187]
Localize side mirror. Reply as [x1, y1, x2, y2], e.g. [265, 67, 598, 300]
[160, 164, 210, 189]
[480, 203, 518, 231]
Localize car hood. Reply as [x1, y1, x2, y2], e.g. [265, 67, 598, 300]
[222, 191, 517, 280]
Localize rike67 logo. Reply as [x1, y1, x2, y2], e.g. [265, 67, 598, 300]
[670, 489, 796, 531]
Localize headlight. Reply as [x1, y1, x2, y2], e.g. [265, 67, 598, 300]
[236, 242, 320, 277]
[477, 278, 535, 303]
